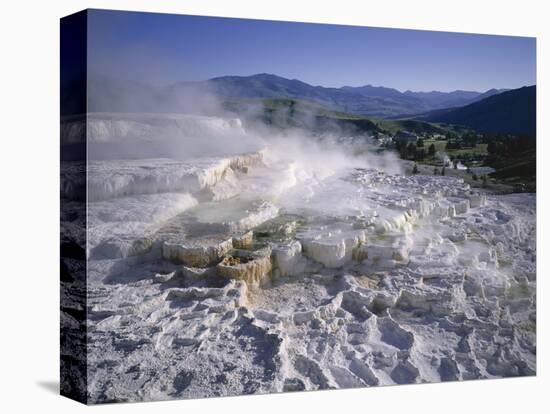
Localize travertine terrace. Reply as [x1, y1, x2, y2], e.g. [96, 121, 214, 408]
[60, 114, 536, 402]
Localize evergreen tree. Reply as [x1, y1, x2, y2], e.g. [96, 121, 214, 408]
[482, 174, 488, 188]
[407, 142, 416, 158]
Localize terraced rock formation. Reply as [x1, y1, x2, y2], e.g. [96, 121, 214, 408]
[60, 114, 535, 403]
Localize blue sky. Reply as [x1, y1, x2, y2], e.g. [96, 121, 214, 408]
[87, 9, 536, 92]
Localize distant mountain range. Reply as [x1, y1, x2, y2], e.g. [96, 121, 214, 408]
[85, 73, 535, 136]
[170, 73, 508, 118]
[416, 86, 536, 136]
[88, 73, 508, 119]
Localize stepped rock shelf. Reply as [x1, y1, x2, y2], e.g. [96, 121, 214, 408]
[61, 113, 535, 403]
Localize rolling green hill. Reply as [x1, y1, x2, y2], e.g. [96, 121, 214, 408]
[222, 97, 450, 136]
[374, 118, 450, 135]
[223, 97, 379, 133]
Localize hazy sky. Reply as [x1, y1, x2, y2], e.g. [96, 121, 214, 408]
[87, 9, 536, 92]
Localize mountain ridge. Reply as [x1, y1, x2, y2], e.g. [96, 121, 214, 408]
[204, 73, 503, 118]
[86, 72, 519, 120]
[173, 73, 508, 118]
[416, 85, 536, 136]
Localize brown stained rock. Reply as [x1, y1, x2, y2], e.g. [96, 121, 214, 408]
[232, 231, 254, 249]
[162, 237, 233, 267]
[217, 248, 272, 286]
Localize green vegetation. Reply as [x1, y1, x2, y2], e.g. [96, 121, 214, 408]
[223, 98, 366, 120]
[223, 97, 453, 136]
[399, 131, 535, 192]
[223, 97, 379, 133]
[374, 118, 449, 135]
[223, 97, 467, 140]
[485, 134, 536, 190]
[426, 139, 488, 158]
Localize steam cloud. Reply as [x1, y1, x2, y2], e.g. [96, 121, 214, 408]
[63, 73, 403, 182]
